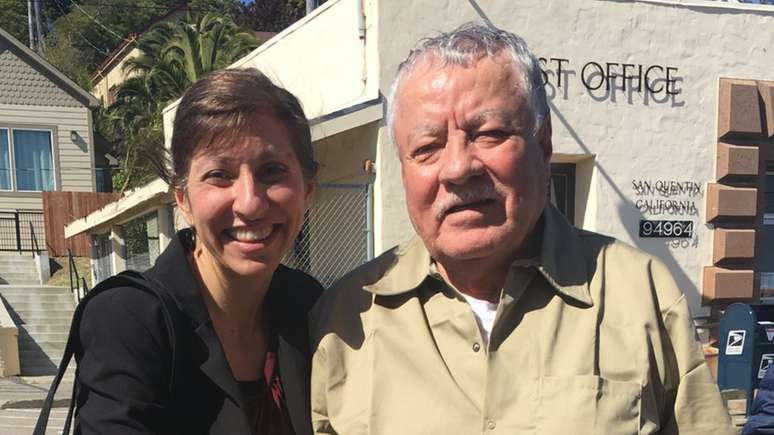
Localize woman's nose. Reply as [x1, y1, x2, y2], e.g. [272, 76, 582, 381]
[232, 172, 269, 220]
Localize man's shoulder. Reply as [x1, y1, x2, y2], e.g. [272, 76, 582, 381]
[316, 243, 403, 307]
[310, 242, 410, 345]
[575, 228, 684, 313]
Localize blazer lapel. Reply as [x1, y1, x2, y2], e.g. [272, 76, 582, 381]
[145, 230, 244, 411]
[278, 334, 313, 435]
[195, 321, 243, 407]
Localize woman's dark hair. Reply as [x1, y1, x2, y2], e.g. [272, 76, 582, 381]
[169, 68, 318, 188]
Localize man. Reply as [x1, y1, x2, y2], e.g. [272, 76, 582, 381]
[310, 23, 734, 434]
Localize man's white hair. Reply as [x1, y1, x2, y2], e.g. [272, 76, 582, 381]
[387, 22, 549, 147]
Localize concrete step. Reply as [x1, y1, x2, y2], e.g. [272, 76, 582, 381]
[19, 332, 69, 343]
[19, 341, 66, 353]
[4, 301, 76, 311]
[0, 286, 72, 293]
[19, 323, 72, 334]
[19, 351, 60, 366]
[21, 365, 75, 377]
[0, 255, 35, 267]
[19, 350, 66, 363]
[0, 278, 40, 286]
[12, 310, 75, 320]
[21, 368, 64, 378]
[0, 269, 38, 277]
[0, 266, 38, 272]
[0, 294, 75, 305]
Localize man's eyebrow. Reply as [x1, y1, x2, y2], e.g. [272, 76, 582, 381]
[465, 110, 522, 129]
[411, 124, 446, 137]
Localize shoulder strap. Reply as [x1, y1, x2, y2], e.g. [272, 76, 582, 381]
[33, 271, 179, 435]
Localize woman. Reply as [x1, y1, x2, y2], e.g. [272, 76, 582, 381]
[73, 68, 322, 434]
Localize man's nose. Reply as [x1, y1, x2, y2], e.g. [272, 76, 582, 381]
[232, 172, 268, 220]
[438, 135, 485, 185]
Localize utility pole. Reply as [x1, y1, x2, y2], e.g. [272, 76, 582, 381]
[33, 0, 45, 51]
[306, 0, 319, 15]
[27, 0, 35, 50]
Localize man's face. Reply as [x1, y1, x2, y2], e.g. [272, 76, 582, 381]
[393, 53, 552, 265]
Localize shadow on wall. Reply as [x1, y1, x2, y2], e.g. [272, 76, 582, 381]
[466, 0, 495, 27]
[549, 101, 701, 308]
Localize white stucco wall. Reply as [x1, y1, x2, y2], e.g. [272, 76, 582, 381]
[375, 0, 774, 315]
[162, 0, 380, 133]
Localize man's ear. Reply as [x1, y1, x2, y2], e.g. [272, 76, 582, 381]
[539, 114, 553, 164]
[174, 187, 193, 226]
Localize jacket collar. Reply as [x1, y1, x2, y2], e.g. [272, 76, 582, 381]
[144, 229, 242, 404]
[363, 204, 593, 307]
[144, 229, 315, 435]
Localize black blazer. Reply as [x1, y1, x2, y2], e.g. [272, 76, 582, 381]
[73, 229, 323, 435]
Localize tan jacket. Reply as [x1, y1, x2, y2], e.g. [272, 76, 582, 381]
[310, 205, 734, 434]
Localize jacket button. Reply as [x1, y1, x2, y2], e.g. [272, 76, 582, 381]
[487, 420, 496, 430]
[472, 342, 481, 352]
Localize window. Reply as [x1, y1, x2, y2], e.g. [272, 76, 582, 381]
[550, 163, 576, 224]
[0, 128, 55, 192]
[762, 169, 774, 291]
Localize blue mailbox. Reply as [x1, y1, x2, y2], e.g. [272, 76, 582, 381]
[719, 303, 774, 414]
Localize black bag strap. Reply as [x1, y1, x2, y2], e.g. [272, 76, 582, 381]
[33, 271, 179, 435]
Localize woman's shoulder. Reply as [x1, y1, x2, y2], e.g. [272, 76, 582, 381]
[272, 265, 324, 312]
[79, 276, 173, 341]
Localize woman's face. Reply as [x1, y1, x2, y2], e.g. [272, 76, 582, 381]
[175, 112, 313, 278]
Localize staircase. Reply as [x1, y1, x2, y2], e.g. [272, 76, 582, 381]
[0, 254, 76, 377]
[0, 254, 42, 285]
[0, 285, 76, 377]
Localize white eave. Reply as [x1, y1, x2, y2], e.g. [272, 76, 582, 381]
[310, 97, 382, 141]
[64, 178, 172, 238]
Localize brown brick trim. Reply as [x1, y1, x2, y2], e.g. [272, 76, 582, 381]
[703, 267, 755, 301]
[716, 142, 759, 181]
[713, 229, 756, 263]
[718, 79, 763, 139]
[705, 183, 757, 222]
[702, 78, 774, 304]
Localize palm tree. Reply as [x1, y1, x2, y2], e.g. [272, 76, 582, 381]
[124, 12, 258, 92]
[100, 12, 259, 192]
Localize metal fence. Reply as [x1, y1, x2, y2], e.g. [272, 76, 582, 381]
[91, 233, 112, 284]
[122, 212, 160, 272]
[282, 183, 372, 288]
[0, 210, 44, 252]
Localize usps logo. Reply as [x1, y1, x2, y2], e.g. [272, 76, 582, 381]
[726, 330, 746, 356]
[760, 354, 774, 379]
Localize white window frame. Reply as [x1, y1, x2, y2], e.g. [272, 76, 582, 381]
[0, 127, 57, 192]
[0, 128, 12, 192]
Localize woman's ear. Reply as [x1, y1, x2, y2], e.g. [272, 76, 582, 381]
[303, 180, 315, 210]
[174, 187, 193, 226]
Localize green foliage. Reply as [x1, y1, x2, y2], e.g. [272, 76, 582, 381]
[236, 0, 306, 32]
[0, 0, 30, 46]
[41, 0, 179, 90]
[100, 11, 258, 192]
[33, 0, 315, 192]
[124, 11, 258, 87]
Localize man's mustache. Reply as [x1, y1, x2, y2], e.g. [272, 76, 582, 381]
[433, 182, 500, 220]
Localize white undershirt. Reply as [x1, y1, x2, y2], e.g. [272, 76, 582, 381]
[462, 294, 499, 348]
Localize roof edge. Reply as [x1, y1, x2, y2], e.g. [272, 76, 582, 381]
[0, 27, 100, 108]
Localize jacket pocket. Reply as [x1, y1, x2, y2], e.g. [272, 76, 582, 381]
[537, 375, 641, 435]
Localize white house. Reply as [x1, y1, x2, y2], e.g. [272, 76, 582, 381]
[66, 0, 774, 321]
